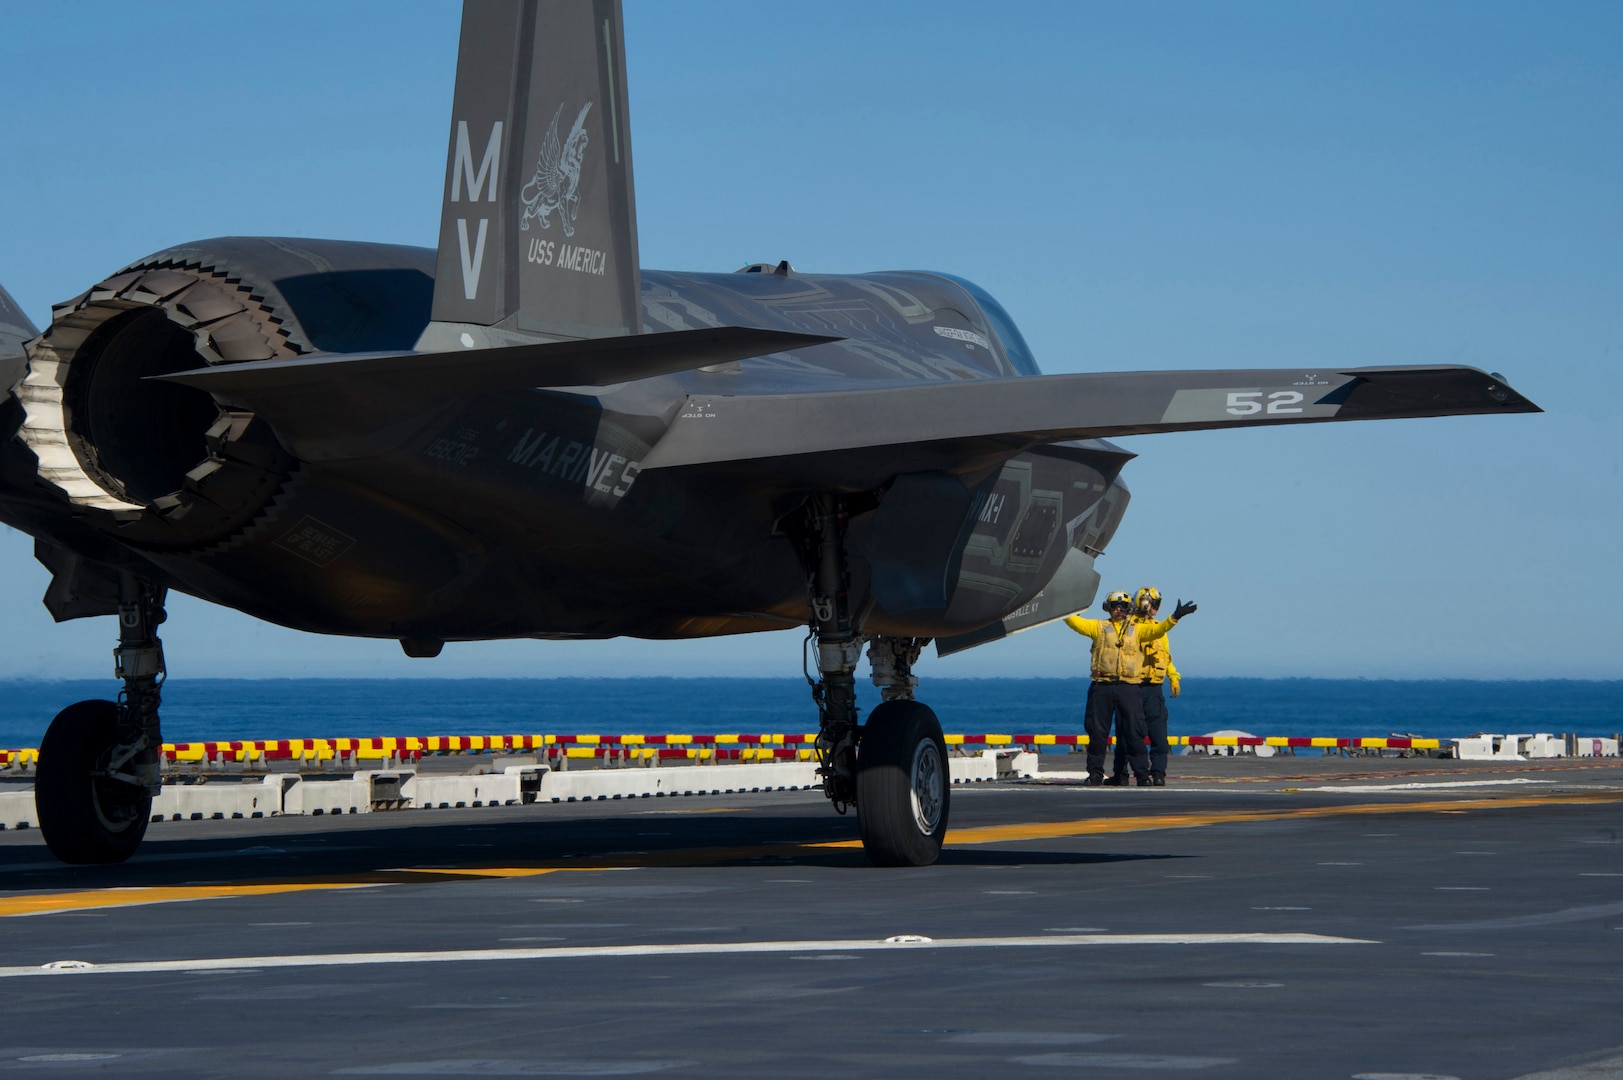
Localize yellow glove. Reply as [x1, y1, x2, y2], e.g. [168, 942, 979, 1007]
[1169, 673, 1181, 698]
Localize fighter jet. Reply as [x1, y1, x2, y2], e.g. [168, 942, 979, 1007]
[0, 0, 1538, 867]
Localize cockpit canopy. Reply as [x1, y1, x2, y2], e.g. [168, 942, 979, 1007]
[928, 274, 1042, 377]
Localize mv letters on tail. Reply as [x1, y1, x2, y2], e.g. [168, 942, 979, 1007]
[447, 100, 594, 302]
[450, 119, 503, 301]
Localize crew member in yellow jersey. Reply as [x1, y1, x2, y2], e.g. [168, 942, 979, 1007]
[1109, 587, 1181, 786]
[1065, 590, 1196, 786]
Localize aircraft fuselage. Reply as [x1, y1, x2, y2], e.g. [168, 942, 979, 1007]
[4, 237, 1130, 648]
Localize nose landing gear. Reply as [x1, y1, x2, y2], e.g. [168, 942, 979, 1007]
[35, 575, 166, 864]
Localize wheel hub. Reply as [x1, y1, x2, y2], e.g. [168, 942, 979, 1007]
[909, 740, 944, 834]
[90, 749, 149, 834]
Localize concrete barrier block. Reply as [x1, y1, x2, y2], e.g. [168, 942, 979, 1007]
[1576, 737, 1619, 757]
[1494, 734, 1530, 760]
[151, 775, 283, 821]
[1453, 736, 1495, 760]
[0, 787, 37, 829]
[281, 773, 371, 816]
[368, 771, 414, 809]
[950, 752, 999, 783]
[1523, 734, 1565, 759]
[414, 771, 525, 809]
[1002, 750, 1040, 779]
[539, 761, 819, 802]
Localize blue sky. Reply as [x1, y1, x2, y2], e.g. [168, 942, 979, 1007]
[0, 1, 1618, 683]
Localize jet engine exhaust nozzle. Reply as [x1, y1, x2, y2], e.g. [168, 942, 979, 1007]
[17, 262, 296, 547]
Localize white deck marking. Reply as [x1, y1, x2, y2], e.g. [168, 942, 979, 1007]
[1203, 980, 1283, 987]
[1015, 1051, 1238, 1069]
[1301, 779, 1551, 792]
[1407, 899, 1623, 931]
[336, 1060, 695, 1076]
[0, 932, 1372, 979]
[948, 1032, 1116, 1045]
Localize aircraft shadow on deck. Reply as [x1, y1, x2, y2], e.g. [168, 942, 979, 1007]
[0, 812, 1190, 886]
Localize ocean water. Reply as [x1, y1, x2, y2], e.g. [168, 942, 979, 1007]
[0, 678, 1618, 750]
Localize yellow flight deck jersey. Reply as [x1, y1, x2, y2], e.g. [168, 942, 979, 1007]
[1063, 614, 1178, 682]
[1136, 615, 1181, 691]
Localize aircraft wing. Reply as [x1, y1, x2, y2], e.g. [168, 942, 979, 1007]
[640, 365, 1538, 472]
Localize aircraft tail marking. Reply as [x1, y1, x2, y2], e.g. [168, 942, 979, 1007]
[429, 0, 641, 340]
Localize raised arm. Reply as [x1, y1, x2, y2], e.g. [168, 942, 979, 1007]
[1063, 615, 1101, 641]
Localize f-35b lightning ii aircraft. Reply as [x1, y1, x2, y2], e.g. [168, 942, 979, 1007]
[0, 0, 1538, 867]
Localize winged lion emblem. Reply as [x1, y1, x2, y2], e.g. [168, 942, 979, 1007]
[520, 101, 592, 237]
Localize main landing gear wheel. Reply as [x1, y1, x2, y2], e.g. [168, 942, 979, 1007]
[35, 700, 152, 865]
[856, 700, 950, 867]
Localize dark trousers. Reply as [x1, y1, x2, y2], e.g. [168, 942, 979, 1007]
[1113, 683, 1169, 779]
[1086, 681, 1148, 779]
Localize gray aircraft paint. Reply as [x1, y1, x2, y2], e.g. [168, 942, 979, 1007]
[0, 283, 35, 402]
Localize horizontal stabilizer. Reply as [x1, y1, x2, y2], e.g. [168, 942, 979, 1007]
[0, 283, 36, 346]
[159, 325, 835, 398]
[157, 325, 837, 461]
[0, 283, 37, 399]
[642, 365, 1539, 471]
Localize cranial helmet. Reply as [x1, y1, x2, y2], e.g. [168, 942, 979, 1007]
[1105, 590, 1134, 610]
[1135, 586, 1162, 612]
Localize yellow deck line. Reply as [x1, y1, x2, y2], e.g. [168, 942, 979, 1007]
[0, 882, 378, 919]
[0, 866, 620, 918]
[947, 790, 1623, 846]
[809, 790, 1623, 849]
[8, 791, 1620, 916]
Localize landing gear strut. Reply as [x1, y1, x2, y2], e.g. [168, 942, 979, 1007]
[805, 495, 860, 811]
[35, 575, 167, 864]
[801, 496, 949, 867]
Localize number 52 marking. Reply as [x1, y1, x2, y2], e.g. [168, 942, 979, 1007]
[1226, 391, 1304, 416]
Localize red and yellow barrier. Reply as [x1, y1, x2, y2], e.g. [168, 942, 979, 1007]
[0, 732, 1446, 770]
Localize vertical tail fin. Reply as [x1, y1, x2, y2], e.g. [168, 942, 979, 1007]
[424, 0, 642, 348]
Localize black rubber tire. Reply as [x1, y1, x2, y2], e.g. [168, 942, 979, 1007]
[856, 700, 950, 867]
[36, 699, 152, 865]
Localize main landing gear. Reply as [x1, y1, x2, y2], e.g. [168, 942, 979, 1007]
[802, 495, 949, 867]
[35, 576, 167, 864]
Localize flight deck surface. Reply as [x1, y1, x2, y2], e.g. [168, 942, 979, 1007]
[2, 755, 1621, 1079]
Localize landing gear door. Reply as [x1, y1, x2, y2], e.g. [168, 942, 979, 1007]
[935, 547, 1102, 657]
